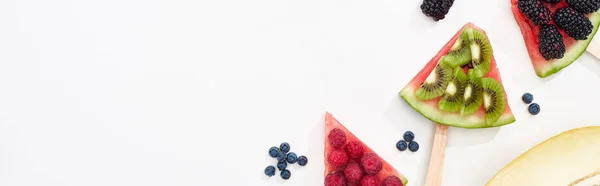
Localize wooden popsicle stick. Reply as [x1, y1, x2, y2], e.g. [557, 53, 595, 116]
[424, 124, 449, 186]
[586, 39, 600, 60]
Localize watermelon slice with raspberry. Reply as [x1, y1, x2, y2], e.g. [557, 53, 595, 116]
[511, 0, 600, 78]
[399, 23, 516, 129]
[325, 113, 408, 186]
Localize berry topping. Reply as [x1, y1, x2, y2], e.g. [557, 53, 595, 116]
[360, 175, 381, 186]
[268, 146, 279, 158]
[403, 131, 415, 142]
[328, 128, 347, 148]
[277, 161, 287, 171]
[383, 176, 404, 186]
[518, 0, 552, 25]
[286, 152, 298, 164]
[297, 155, 308, 166]
[264, 165, 276, 177]
[554, 7, 593, 40]
[325, 172, 347, 186]
[538, 24, 566, 60]
[567, 0, 600, 14]
[277, 152, 287, 162]
[408, 141, 420, 152]
[328, 149, 349, 168]
[522, 93, 534, 104]
[343, 162, 364, 183]
[280, 142, 291, 153]
[420, 0, 455, 21]
[529, 103, 541, 115]
[360, 153, 382, 175]
[280, 169, 291, 180]
[396, 140, 408, 151]
[345, 141, 365, 159]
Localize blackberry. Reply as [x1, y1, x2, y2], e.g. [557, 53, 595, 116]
[420, 0, 455, 21]
[567, 0, 600, 14]
[518, 0, 552, 25]
[538, 24, 566, 60]
[554, 7, 593, 40]
[543, 0, 562, 3]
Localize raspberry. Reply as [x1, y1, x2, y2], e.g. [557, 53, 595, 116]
[383, 176, 404, 186]
[328, 128, 347, 148]
[360, 175, 381, 186]
[360, 153, 382, 175]
[325, 172, 347, 186]
[343, 162, 364, 183]
[327, 149, 349, 168]
[345, 141, 364, 159]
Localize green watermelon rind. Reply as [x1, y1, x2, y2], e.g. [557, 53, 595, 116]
[533, 11, 600, 78]
[399, 86, 516, 129]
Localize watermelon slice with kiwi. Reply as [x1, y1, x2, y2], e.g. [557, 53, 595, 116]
[324, 112, 408, 186]
[399, 23, 516, 129]
[511, 0, 600, 78]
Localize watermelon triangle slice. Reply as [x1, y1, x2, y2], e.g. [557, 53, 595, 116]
[399, 23, 516, 129]
[324, 113, 408, 186]
[511, 0, 600, 78]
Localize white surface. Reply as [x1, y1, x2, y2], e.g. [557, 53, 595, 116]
[1, 0, 599, 185]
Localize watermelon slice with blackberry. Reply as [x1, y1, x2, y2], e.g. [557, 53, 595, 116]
[512, 0, 600, 77]
[399, 23, 516, 129]
[324, 113, 408, 186]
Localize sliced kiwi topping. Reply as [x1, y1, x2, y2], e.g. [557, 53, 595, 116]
[481, 78, 506, 125]
[438, 67, 467, 112]
[416, 61, 453, 101]
[442, 31, 472, 67]
[466, 27, 492, 78]
[460, 70, 483, 116]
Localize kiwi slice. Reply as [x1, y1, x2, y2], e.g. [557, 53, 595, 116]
[460, 70, 483, 116]
[481, 78, 506, 125]
[466, 27, 492, 78]
[438, 67, 467, 112]
[415, 61, 453, 100]
[442, 31, 471, 67]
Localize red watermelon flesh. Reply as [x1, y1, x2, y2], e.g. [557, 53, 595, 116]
[511, 0, 600, 78]
[399, 23, 516, 129]
[324, 112, 408, 186]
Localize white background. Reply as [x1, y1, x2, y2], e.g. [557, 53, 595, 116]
[1, 0, 600, 185]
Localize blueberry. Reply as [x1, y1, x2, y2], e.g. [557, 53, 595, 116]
[408, 141, 419, 152]
[277, 161, 287, 171]
[522, 93, 534, 104]
[396, 140, 408, 151]
[403, 131, 415, 142]
[286, 152, 297, 164]
[264, 165, 276, 177]
[277, 152, 287, 162]
[280, 169, 291, 180]
[528, 103, 540, 115]
[297, 155, 308, 166]
[280, 142, 290, 153]
[268, 146, 279, 158]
